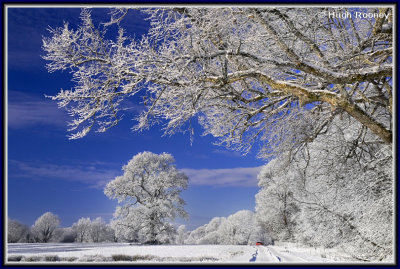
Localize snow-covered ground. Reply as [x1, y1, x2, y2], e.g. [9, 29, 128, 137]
[6, 243, 356, 263]
[270, 242, 394, 263]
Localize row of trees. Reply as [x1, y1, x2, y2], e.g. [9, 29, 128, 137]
[8, 152, 273, 247]
[72, 217, 115, 243]
[9, 209, 270, 246]
[8, 213, 114, 243]
[8, 212, 61, 243]
[183, 210, 271, 245]
[8, 152, 189, 245]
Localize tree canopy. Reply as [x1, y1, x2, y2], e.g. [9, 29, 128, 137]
[42, 7, 392, 158]
[104, 151, 188, 244]
[31, 212, 60, 243]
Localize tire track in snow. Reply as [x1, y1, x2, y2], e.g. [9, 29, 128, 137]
[267, 246, 309, 262]
[263, 246, 281, 262]
[249, 246, 281, 262]
[249, 247, 258, 262]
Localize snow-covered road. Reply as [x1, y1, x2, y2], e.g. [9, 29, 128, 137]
[249, 246, 280, 262]
[250, 245, 334, 263]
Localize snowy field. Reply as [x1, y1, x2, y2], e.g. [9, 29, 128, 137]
[6, 243, 361, 264]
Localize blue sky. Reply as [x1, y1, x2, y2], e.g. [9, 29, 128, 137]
[6, 7, 266, 230]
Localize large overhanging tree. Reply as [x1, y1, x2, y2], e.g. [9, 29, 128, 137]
[42, 7, 393, 158]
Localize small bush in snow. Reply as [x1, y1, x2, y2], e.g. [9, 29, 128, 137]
[149, 256, 218, 262]
[22, 256, 42, 262]
[7, 255, 24, 262]
[229, 251, 244, 257]
[44, 255, 60, 262]
[78, 254, 111, 262]
[61, 256, 78, 262]
[112, 254, 133, 261]
[131, 255, 157, 261]
[198, 257, 219, 262]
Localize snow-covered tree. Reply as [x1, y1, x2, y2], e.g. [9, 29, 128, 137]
[290, 115, 393, 261]
[185, 210, 264, 245]
[175, 225, 188, 245]
[104, 151, 188, 244]
[251, 224, 274, 246]
[42, 7, 392, 158]
[255, 114, 393, 261]
[255, 158, 300, 241]
[8, 218, 29, 243]
[185, 224, 207, 245]
[31, 212, 60, 243]
[72, 217, 91, 242]
[102, 224, 117, 242]
[109, 208, 139, 243]
[89, 217, 106, 243]
[218, 210, 255, 245]
[88, 217, 114, 243]
[53, 227, 77, 243]
[72, 217, 115, 242]
[200, 217, 225, 244]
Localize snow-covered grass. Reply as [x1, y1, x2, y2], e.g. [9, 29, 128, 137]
[7, 243, 393, 264]
[271, 242, 346, 262]
[272, 242, 394, 263]
[7, 243, 258, 263]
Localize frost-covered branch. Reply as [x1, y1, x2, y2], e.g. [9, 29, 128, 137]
[43, 7, 393, 155]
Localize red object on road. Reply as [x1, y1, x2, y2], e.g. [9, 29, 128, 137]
[256, 242, 264, 245]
